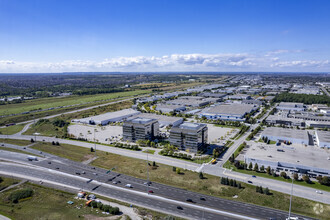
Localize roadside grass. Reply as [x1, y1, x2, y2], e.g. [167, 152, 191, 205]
[0, 139, 31, 146]
[31, 142, 330, 219]
[0, 176, 19, 191]
[23, 100, 134, 137]
[0, 147, 40, 157]
[0, 124, 26, 135]
[0, 90, 150, 116]
[143, 149, 155, 154]
[224, 162, 330, 192]
[0, 182, 114, 220]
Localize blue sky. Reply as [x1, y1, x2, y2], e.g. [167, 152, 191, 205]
[0, 0, 329, 72]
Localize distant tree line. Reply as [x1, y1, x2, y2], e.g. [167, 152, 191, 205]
[273, 92, 330, 105]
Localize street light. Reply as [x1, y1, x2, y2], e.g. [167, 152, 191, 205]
[288, 176, 294, 219]
[146, 151, 150, 194]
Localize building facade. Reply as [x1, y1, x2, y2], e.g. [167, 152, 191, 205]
[123, 118, 159, 142]
[169, 123, 208, 153]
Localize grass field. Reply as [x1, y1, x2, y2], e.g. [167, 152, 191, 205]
[23, 100, 133, 139]
[0, 177, 19, 191]
[224, 161, 330, 192]
[0, 90, 150, 116]
[0, 124, 26, 135]
[31, 142, 330, 219]
[0, 139, 31, 146]
[0, 182, 116, 220]
[0, 147, 40, 157]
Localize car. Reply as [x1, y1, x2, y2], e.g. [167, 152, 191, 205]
[82, 171, 86, 174]
[76, 172, 81, 175]
[48, 161, 51, 164]
[93, 173, 97, 175]
[113, 181, 118, 184]
[247, 180, 253, 183]
[117, 181, 121, 183]
[252, 175, 256, 178]
[23, 147, 26, 149]
[92, 167, 96, 170]
[125, 184, 132, 188]
[186, 199, 193, 203]
[0, 144, 4, 146]
[148, 190, 154, 193]
[316, 190, 323, 194]
[177, 206, 183, 210]
[200, 197, 206, 201]
[55, 167, 59, 170]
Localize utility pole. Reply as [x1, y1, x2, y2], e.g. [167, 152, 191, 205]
[288, 177, 294, 219]
[94, 128, 97, 157]
[147, 151, 149, 194]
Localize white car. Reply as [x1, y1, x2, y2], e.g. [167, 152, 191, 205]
[125, 184, 132, 188]
[286, 217, 298, 220]
[316, 190, 323, 194]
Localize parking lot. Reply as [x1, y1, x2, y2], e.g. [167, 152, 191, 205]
[68, 124, 123, 144]
[207, 124, 237, 144]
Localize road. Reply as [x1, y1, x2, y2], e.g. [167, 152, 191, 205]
[320, 86, 330, 97]
[0, 149, 311, 220]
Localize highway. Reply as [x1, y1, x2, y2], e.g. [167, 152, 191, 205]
[0, 149, 311, 220]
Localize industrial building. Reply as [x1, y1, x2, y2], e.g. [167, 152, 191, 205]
[261, 127, 312, 145]
[265, 115, 305, 127]
[123, 117, 159, 142]
[72, 109, 140, 125]
[315, 130, 330, 148]
[199, 104, 258, 121]
[156, 104, 186, 113]
[276, 102, 305, 112]
[127, 113, 183, 127]
[244, 145, 330, 177]
[169, 122, 208, 153]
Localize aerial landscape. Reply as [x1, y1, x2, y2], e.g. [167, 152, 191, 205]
[0, 1, 329, 220]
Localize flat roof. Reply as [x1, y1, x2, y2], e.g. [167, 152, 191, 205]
[262, 127, 309, 140]
[129, 117, 156, 124]
[203, 104, 256, 115]
[244, 144, 330, 171]
[128, 113, 183, 124]
[316, 130, 330, 143]
[178, 122, 206, 130]
[79, 108, 139, 122]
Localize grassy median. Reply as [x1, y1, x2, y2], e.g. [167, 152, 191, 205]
[30, 141, 330, 219]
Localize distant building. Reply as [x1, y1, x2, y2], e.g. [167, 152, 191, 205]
[261, 127, 312, 145]
[123, 118, 159, 142]
[199, 104, 258, 121]
[265, 115, 305, 127]
[315, 130, 330, 148]
[156, 104, 186, 113]
[169, 122, 208, 153]
[277, 102, 305, 112]
[127, 113, 183, 127]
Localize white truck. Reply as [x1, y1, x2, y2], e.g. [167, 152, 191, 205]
[27, 156, 38, 161]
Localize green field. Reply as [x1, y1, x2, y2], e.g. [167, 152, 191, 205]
[0, 182, 118, 220]
[0, 147, 40, 157]
[0, 124, 26, 135]
[0, 90, 150, 116]
[0, 139, 31, 146]
[31, 142, 330, 219]
[0, 177, 19, 191]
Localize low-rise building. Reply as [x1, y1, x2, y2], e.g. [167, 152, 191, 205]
[265, 115, 305, 127]
[261, 127, 312, 145]
[127, 113, 183, 127]
[156, 104, 186, 113]
[199, 104, 258, 121]
[315, 130, 330, 148]
[123, 117, 159, 142]
[277, 102, 305, 112]
[169, 122, 208, 153]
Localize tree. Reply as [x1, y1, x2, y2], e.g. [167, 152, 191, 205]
[259, 186, 263, 194]
[199, 172, 204, 179]
[253, 163, 259, 172]
[30, 138, 34, 143]
[260, 165, 265, 172]
[152, 161, 156, 167]
[176, 168, 181, 174]
[52, 141, 55, 145]
[266, 166, 271, 175]
[248, 162, 253, 170]
[243, 163, 248, 170]
[226, 177, 229, 185]
[264, 187, 270, 195]
[229, 153, 235, 163]
[55, 141, 60, 146]
[293, 173, 299, 181]
[280, 172, 287, 179]
[238, 183, 242, 189]
[319, 176, 330, 186]
[256, 186, 260, 193]
[229, 179, 234, 186]
[233, 180, 237, 187]
[90, 147, 94, 152]
[172, 166, 176, 172]
[302, 175, 310, 183]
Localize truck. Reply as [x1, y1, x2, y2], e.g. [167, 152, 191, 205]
[211, 159, 217, 164]
[27, 156, 38, 161]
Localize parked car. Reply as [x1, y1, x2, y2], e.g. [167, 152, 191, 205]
[148, 190, 154, 193]
[125, 184, 132, 188]
[248, 180, 253, 183]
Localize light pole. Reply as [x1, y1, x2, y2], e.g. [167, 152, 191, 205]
[94, 128, 97, 157]
[147, 152, 150, 194]
[288, 176, 294, 219]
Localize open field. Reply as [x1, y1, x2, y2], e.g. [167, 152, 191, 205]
[31, 142, 330, 219]
[0, 90, 150, 116]
[0, 147, 40, 157]
[0, 124, 26, 135]
[0, 182, 116, 220]
[0, 139, 31, 146]
[0, 176, 19, 191]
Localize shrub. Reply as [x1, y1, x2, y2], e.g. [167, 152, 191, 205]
[8, 188, 33, 203]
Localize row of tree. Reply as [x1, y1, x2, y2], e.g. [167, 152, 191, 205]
[273, 92, 330, 105]
[256, 186, 271, 195]
[220, 177, 242, 188]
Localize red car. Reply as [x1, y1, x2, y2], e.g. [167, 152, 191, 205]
[148, 190, 154, 193]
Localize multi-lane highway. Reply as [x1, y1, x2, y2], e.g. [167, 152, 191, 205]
[0, 148, 311, 220]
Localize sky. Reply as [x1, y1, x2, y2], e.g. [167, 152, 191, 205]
[0, 0, 330, 73]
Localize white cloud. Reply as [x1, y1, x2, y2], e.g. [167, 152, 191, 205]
[0, 52, 329, 73]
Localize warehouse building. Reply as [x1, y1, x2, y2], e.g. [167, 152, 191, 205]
[156, 104, 186, 113]
[72, 109, 140, 125]
[265, 115, 305, 127]
[199, 104, 258, 121]
[244, 145, 330, 177]
[123, 117, 159, 142]
[276, 102, 305, 112]
[127, 113, 183, 127]
[261, 127, 312, 145]
[315, 130, 330, 148]
[169, 122, 208, 153]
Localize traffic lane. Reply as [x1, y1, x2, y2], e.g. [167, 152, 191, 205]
[34, 158, 298, 220]
[0, 163, 244, 220]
